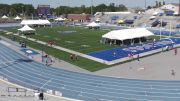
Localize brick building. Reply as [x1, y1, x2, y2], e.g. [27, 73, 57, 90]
[67, 14, 91, 22]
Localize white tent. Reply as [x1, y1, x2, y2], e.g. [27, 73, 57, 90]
[21, 19, 51, 25]
[152, 12, 159, 16]
[2, 15, 8, 19]
[86, 22, 100, 28]
[173, 12, 179, 15]
[95, 18, 100, 22]
[102, 28, 154, 41]
[18, 25, 35, 32]
[14, 16, 22, 20]
[149, 16, 156, 20]
[55, 17, 66, 21]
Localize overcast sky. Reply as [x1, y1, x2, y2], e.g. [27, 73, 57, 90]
[0, 0, 179, 8]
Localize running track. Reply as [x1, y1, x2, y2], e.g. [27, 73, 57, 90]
[0, 43, 180, 101]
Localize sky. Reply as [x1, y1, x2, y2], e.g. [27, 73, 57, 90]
[0, 0, 179, 8]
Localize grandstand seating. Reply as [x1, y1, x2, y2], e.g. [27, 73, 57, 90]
[1, 41, 180, 101]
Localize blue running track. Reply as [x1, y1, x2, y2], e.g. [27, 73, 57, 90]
[1, 42, 180, 101]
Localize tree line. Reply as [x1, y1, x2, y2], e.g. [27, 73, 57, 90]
[0, 3, 127, 16]
[147, 1, 166, 10]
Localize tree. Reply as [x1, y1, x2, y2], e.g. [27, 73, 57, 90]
[163, 1, 166, 5]
[155, 1, 159, 8]
[159, 2, 162, 7]
[147, 6, 152, 9]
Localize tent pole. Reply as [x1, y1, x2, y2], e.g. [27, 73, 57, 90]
[160, 19, 162, 40]
[139, 38, 141, 44]
[122, 40, 124, 46]
[131, 39, 133, 45]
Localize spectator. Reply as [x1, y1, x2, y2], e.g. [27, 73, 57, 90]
[174, 48, 178, 55]
[171, 69, 175, 76]
[137, 53, 140, 61]
[70, 54, 73, 60]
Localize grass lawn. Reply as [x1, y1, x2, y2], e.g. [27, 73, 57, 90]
[5, 26, 119, 53]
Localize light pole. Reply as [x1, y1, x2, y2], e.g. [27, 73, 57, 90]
[21, 6, 24, 17]
[91, 0, 93, 21]
[145, 0, 147, 9]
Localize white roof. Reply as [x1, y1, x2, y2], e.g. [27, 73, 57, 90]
[2, 15, 8, 19]
[86, 22, 100, 27]
[173, 12, 179, 15]
[95, 12, 131, 15]
[18, 25, 35, 32]
[102, 28, 154, 40]
[55, 17, 65, 21]
[96, 18, 100, 22]
[21, 19, 51, 25]
[149, 16, 156, 19]
[153, 12, 159, 16]
[14, 16, 22, 20]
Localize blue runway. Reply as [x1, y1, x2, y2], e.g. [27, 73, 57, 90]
[87, 38, 180, 61]
[0, 42, 180, 100]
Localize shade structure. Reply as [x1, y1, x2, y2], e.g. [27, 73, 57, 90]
[118, 19, 124, 24]
[1, 15, 8, 19]
[95, 18, 100, 22]
[149, 16, 156, 20]
[152, 12, 159, 16]
[173, 12, 179, 15]
[86, 22, 100, 28]
[21, 19, 51, 25]
[18, 25, 35, 32]
[55, 17, 66, 21]
[14, 16, 22, 20]
[102, 28, 154, 41]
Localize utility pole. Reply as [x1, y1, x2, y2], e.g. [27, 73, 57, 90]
[179, 0, 180, 15]
[91, 0, 93, 21]
[145, 0, 147, 9]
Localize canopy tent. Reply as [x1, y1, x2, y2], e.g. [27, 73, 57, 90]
[86, 22, 100, 28]
[102, 28, 154, 41]
[95, 18, 100, 22]
[1, 15, 8, 19]
[118, 19, 124, 24]
[149, 16, 156, 20]
[18, 25, 35, 32]
[55, 17, 66, 21]
[173, 12, 179, 16]
[152, 12, 159, 16]
[21, 19, 51, 25]
[14, 16, 22, 20]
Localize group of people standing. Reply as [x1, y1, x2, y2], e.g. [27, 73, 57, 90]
[70, 54, 78, 61]
[42, 54, 54, 66]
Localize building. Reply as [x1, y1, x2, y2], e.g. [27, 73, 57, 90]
[37, 5, 51, 18]
[67, 14, 91, 22]
[160, 3, 179, 15]
[146, 3, 180, 15]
